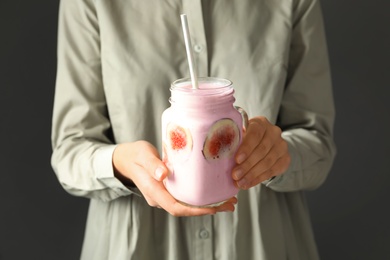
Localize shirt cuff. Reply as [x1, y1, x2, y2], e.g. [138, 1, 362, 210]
[262, 132, 298, 189]
[93, 145, 136, 197]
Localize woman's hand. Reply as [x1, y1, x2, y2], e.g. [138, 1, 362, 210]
[232, 117, 291, 189]
[113, 141, 237, 216]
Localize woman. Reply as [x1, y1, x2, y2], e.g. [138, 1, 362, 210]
[51, 0, 336, 259]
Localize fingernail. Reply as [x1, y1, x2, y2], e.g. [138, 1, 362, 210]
[238, 178, 248, 189]
[227, 205, 235, 212]
[155, 167, 164, 180]
[233, 168, 244, 180]
[236, 153, 246, 164]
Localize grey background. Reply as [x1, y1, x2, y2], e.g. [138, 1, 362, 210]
[0, 0, 389, 259]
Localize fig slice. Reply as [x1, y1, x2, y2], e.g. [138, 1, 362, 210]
[166, 122, 193, 154]
[202, 118, 240, 160]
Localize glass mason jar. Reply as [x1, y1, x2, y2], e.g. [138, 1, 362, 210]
[162, 77, 248, 207]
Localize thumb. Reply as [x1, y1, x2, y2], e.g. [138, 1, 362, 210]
[139, 142, 169, 182]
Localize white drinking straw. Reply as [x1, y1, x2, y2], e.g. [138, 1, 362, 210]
[180, 14, 199, 89]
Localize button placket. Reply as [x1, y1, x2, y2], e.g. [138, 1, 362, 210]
[191, 216, 213, 260]
[182, 0, 208, 77]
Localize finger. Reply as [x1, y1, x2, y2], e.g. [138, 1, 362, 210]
[235, 140, 287, 187]
[235, 153, 277, 189]
[244, 120, 282, 164]
[237, 151, 291, 189]
[235, 118, 266, 164]
[160, 192, 218, 217]
[232, 128, 277, 181]
[214, 197, 238, 212]
[158, 188, 239, 216]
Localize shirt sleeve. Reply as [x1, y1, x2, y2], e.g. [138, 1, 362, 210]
[265, 0, 337, 192]
[51, 0, 134, 201]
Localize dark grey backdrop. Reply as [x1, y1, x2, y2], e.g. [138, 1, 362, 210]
[0, 1, 389, 259]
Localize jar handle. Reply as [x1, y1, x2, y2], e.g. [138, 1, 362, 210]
[234, 106, 249, 131]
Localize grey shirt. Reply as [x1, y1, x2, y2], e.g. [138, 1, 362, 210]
[51, 0, 336, 259]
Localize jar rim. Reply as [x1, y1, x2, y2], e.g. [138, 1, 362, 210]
[170, 77, 233, 94]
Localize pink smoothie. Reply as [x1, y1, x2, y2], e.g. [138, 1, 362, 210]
[162, 77, 246, 207]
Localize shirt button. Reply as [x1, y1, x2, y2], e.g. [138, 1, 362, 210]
[199, 229, 209, 239]
[193, 44, 203, 53]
